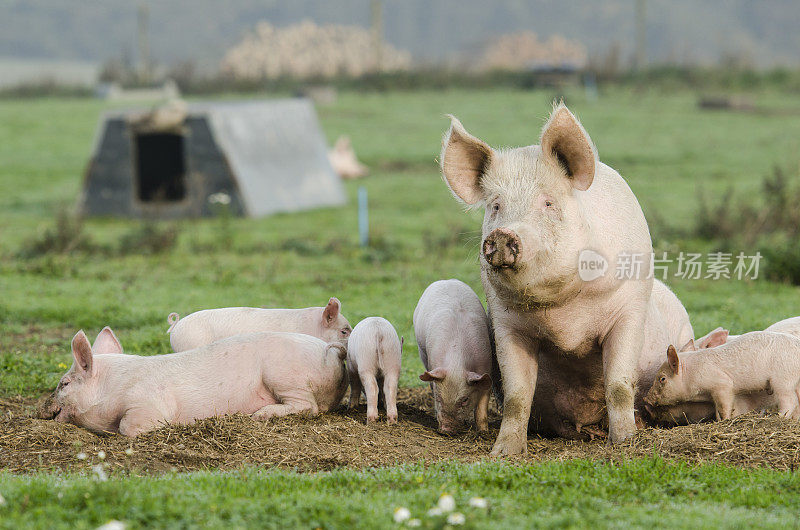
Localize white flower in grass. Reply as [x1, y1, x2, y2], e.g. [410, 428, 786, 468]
[407, 519, 421, 527]
[76, 452, 88, 460]
[92, 464, 108, 482]
[393, 507, 411, 523]
[96, 521, 126, 530]
[427, 507, 443, 517]
[124, 447, 134, 456]
[0, 492, 6, 506]
[97, 450, 106, 460]
[469, 497, 488, 509]
[446, 512, 466, 525]
[438, 493, 455, 512]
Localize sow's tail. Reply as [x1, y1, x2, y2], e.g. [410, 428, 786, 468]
[166, 312, 180, 334]
[326, 342, 347, 361]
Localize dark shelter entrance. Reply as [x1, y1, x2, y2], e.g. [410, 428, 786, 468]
[134, 132, 187, 202]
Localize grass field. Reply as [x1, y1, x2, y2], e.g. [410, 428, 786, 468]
[2, 87, 800, 527]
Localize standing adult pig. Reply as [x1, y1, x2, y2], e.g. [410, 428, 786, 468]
[40, 328, 348, 436]
[413, 279, 493, 433]
[167, 298, 351, 352]
[346, 317, 403, 425]
[440, 104, 683, 454]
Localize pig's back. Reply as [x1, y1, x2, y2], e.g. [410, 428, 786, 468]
[703, 331, 800, 381]
[170, 307, 310, 351]
[764, 317, 800, 340]
[414, 279, 490, 368]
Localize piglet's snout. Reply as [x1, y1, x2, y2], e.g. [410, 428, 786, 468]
[482, 228, 521, 269]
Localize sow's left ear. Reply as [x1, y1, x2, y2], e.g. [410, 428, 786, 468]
[92, 326, 123, 354]
[540, 103, 597, 191]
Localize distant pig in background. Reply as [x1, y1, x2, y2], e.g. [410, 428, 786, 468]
[645, 331, 800, 420]
[413, 279, 493, 433]
[40, 329, 348, 436]
[167, 298, 351, 351]
[346, 317, 403, 425]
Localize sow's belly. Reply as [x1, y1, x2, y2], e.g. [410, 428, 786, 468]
[530, 345, 608, 440]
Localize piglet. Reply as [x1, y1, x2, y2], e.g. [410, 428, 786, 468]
[40, 328, 348, 436]
[346, 317, 403, 425]
[645, 331, 800, 420]
[413, 279, 493, 433]
[167, 297, 351, 351]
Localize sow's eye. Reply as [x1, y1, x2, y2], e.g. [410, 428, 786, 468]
[659, 376, 666, 384]
[341, 328, 351, 337]
[490, 201, 500, 215]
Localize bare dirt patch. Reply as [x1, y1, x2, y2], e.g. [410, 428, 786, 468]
[2, 388, 800, 475]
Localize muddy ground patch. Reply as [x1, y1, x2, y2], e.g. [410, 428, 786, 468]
[2, 389, 800, 474]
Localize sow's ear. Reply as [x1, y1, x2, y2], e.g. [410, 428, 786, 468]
[71, 330, 94, 375]
[440, 115, 492, 205]
[666, 345, 680, 375]
[92, 326, 123, 354]
[540, 103, 597, 191]
[322, 297, 341, 326]
[420, 368, 447, 382]
[695, 327, 729, 349]
[466, 371, 491, 386]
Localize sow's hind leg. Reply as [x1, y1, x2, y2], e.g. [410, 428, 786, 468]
[252, 395, 319, 421]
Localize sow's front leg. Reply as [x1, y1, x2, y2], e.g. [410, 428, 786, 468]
[602, 313, 646, 443]
[490, 327, 539, 456]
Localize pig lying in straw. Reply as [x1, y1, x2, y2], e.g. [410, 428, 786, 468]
[346, 317, 403, 425]
[413, 279, 493, 433]
[440, 103, 693, 452]
[40, 328, 348, 436]
[645, 331, 800, 421]
[167, 297, 351, 352]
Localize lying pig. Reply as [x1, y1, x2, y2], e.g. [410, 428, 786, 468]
[645, 331, 800, 421]
[440, 104, 688, 452]
[167, 297, 351, 352]
[346, 317, 403, 425]
[40, 328, 348, 436]
[413, 279, 493, 433]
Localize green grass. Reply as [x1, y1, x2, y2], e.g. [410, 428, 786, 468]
[2, 87, 800, 526]
[2, 458, 800, 529]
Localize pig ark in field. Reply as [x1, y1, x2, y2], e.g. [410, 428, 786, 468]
[414, 279, 494, 434]
[40, 328, 348, 436]
[167, 298, 351, 352]
[346, 317, 403, 425]
[440, 104, 693, 454]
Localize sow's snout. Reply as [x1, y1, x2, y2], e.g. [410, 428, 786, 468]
[482, 228, 521, 269]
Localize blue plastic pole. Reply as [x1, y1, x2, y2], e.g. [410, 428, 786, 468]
[358, 186, 369, 247]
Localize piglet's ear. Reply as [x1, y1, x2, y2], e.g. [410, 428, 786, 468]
[440, 115, 492, 205]
[322, 298, 340, 325]
[696, 327, 729, 349]
[467, 371, 491, 386]
[679, 338, 697, 352]
[666, 345, 680, 375]
[71, 330, 94, 375]
[92, 326, 123, 354]
[540, 103, 597, 191]
[420, 368, 447, 382]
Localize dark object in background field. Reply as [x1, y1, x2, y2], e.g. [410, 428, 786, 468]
[2, 388, 800, 475]
[81, 99, 344, 218]
[698, 96, 755, 112]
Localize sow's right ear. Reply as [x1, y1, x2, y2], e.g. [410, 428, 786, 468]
[440, 115, 492, 205]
